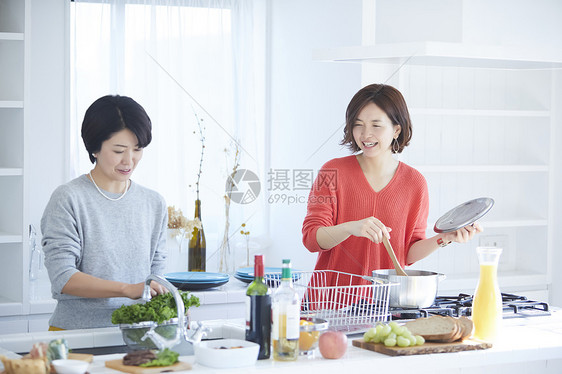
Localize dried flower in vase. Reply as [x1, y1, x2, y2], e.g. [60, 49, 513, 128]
[167, 205, 202, 251]
[193, 109, 205, 201]
[218, 143, 241, 273]
[240, 223, 251, 267]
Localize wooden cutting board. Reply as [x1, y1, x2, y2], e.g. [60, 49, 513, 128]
[105, 359, 191, 373]
[68, 353, 94, 363]
[352, 338, 492, 356]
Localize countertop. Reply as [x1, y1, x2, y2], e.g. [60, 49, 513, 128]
[2, 310, 562, 374]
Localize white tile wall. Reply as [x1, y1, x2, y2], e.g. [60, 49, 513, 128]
[0, 320, 27, 335]
[92, 328, 124, 348]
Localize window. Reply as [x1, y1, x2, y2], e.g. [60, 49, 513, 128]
[71, 0, 267, 271]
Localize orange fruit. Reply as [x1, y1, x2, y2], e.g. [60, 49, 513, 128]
[299, 320, 319, 351]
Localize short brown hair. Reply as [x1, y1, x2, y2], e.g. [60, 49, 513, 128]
[340, 84, 412, 153]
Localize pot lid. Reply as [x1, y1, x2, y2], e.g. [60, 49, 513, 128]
[434, 197, 494, 233]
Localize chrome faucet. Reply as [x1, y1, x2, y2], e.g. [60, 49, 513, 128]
[140, 274, 209, 350]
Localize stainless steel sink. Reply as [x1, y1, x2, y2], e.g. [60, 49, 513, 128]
[3, 319, 245, 362]
[65, 345, 129, 355]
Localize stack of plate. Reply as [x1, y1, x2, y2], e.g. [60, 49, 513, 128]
[164, 272, 229, 291]
[234, 267, 301, 285]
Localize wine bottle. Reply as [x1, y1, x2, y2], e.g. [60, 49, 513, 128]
[272, 259, 300, 361]
[188, 199, 206, 272]
[245, 254, 271, 359]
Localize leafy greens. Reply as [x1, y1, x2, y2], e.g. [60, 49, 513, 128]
[140, 348, 180, 367]
[111, 291, 200, 324]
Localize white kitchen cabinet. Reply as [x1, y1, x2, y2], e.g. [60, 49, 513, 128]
[314, 41, 562, 299]
[0, 0, 29, 329]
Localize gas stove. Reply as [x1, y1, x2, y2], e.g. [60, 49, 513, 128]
[390, 293, 550, 320]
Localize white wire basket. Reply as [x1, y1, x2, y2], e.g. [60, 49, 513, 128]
[265, 270, 396, 333]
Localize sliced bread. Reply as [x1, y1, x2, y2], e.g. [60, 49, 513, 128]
[458, 316, 474, 340]
[444, 316, 463, 342]
[404, 315, 458, 342]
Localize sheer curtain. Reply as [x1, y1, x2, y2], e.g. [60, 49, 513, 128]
[70, 0, 267, 272]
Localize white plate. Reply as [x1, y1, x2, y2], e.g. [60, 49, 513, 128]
[51, 359, 89, 374]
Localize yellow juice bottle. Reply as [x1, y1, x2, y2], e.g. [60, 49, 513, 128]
[472, 247, 503, 342]
[272, 259, 300, 361]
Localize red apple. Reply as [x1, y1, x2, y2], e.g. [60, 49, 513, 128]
[318, 331, 348, 359]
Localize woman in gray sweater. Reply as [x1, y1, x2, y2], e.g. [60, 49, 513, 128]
[41, 95, 168, 330]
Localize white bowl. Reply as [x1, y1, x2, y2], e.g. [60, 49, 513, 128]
[194, 338, 259, 368]
[51, 359, 89, 374]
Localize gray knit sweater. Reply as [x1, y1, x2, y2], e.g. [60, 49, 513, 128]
[41, 174, 167, 329]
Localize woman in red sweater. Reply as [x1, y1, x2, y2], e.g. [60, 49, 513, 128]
[302, 84, 482, 278]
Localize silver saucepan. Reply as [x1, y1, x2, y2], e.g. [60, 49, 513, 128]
[371, 269, 446, 308]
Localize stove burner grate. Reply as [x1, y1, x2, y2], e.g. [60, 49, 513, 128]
[390, 292, 550, 320]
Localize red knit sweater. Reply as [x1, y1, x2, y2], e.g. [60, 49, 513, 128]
[302, 155, 429, 277]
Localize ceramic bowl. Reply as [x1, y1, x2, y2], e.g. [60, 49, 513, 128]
[51, 359, 89, 374]
[299, 317, 329, 354]
[194, 338, 259, 368]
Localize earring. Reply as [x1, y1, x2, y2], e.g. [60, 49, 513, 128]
[392, 138, 399, 153]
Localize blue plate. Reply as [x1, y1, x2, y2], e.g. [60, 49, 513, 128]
[234, 273, 253, 284]
[235, 267, 283, 278]
[234, 267, 301, 284]
[165, 272, 229, 283]
[169, 279, 229, 291]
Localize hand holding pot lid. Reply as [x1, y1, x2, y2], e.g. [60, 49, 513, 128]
[434, 197, 494, 234]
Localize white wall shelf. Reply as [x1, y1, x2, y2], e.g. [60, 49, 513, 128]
[313, 41, 562, 70]
[414, 165, 548, 173]
[0, 168, 23, 176]
[427, 219, 549, 230]
[439, 270, 548, 294]
[482, 220, 548, 228]
[0, 32, 23, 41]
[0, 101, 24, 108]
[315, 37, 556, 301]
[0, 0, 28, 332]
[409, 108, 550, 117]
[0, 233, 22, 244]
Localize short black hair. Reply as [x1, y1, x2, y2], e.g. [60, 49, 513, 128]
[81, 95, 152, 164]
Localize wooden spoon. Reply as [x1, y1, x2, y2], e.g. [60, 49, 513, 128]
[382, 236, 408, 276]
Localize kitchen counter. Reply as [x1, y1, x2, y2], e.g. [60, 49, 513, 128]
[1, 278, 249, 333]
[1, 310, 562, 374]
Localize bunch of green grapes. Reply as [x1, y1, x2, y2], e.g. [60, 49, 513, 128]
[363, 321, 425, 347]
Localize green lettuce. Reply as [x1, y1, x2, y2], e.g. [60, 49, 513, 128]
[140, 348, 180, 367]
[111, 291, 200, 325]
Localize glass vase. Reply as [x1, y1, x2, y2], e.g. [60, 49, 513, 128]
[188, 199, 206, 272]
[472, 246, 503, 342]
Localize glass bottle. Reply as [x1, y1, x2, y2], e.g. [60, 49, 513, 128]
[272, 259, 300, 361]
[472, 246, 503, 342]
[245, 254, 271, 359]
[188, 199, 206, 272]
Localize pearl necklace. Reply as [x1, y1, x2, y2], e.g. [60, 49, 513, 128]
[88, 171, 130, 201]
